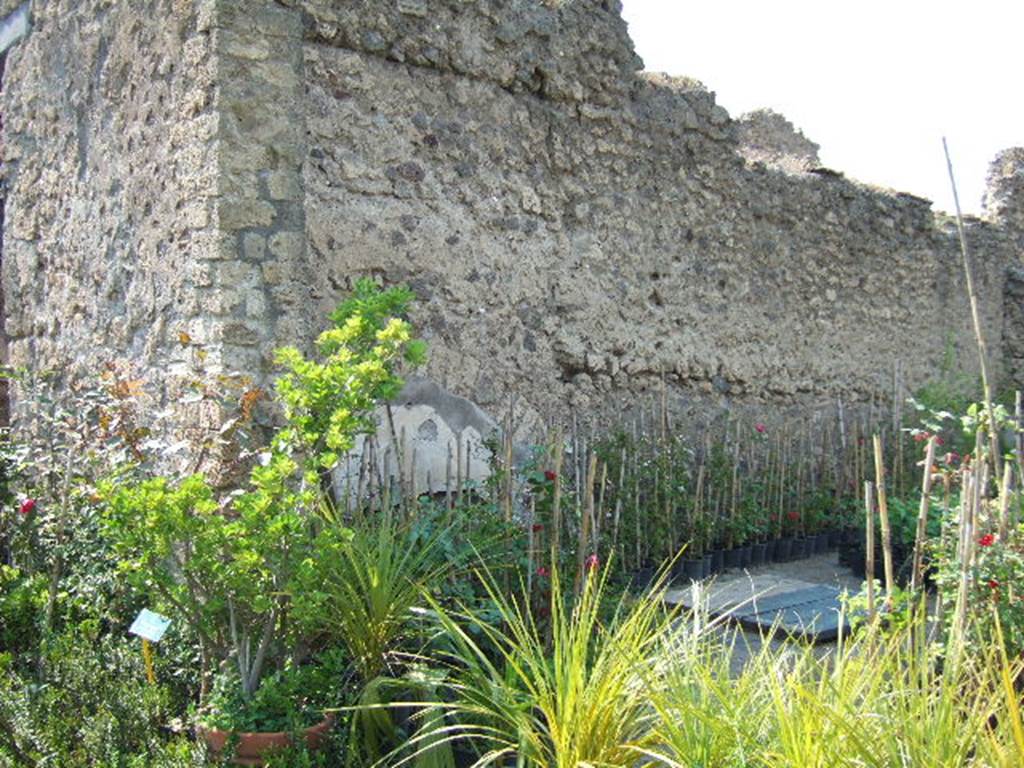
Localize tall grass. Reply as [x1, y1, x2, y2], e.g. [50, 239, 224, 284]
[422, 562, 678, 767]
[403, 564, 1024, 768]
[651, 612, 1016, 768]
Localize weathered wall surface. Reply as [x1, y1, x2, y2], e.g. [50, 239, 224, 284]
[986, 148, 1024, 387]
[295, 1, 1017, 434]
[1, 0, 1019, 441]
[1, 0, 219, 386]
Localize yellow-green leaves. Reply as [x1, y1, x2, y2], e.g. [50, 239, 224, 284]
[272, 281, 425, 477]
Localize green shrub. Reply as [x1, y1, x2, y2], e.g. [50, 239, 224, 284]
[0, 626, 199, 766]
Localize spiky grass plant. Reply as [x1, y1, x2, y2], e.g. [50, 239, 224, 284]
[420, 561, 679, 767]
[649, 610, 1015, 768]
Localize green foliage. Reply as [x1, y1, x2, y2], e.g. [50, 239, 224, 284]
[648, 612, 1015, 768]
[422, 562, 677, 767]
[201, 650, 351, 732]
[101, 280, 427, 709]
[934, 522, 1024, 659]
[293, 515, 446, 684]
[0, 626, 200, 767]
[273, 278, 426, 472]
[0, 566, 45, 655]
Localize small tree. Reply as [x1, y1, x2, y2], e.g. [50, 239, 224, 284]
[103, 280, 425, 703]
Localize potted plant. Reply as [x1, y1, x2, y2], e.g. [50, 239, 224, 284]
[101, 281, 426, 764]
[198, 652, 348, 762]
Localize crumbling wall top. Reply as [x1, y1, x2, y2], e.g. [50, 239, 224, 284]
[982, 147, 1024, 234]
[736, 108, 820, 174]
[295, 0, 641, 105]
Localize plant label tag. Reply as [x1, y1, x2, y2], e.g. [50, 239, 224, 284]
[129, 609, 172, 643]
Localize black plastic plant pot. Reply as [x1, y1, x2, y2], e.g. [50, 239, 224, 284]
[838, 543, 851, 567]
[681, 557, 705, 582]
[702, 553, 713, 577]
[764, 538, 778, 562]
[790, 538, 808, 560]
[710, 549, 725, 574]
[724, 547, 743, 570]
[631, 567, 655, 592]
[815, 533, 830, 554]
[828, 528, 841, 548]
[751, 542, 768, 566]
[775, 537, 793, 562]
[739, 544, 752, 567]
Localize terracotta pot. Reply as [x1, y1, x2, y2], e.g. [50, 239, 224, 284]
[199, 714, 334, 766]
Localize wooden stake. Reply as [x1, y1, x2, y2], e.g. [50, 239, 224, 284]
[865, 481, 877, 623]
[943, 137, 1003, 489]
[551, 430, 564, 567]
[611, 446, 626, 559]
[575, 450, 598, 594]
[911, 436, 937, 592]
[455, 432, 464, 508]
[1016, 391, 1023, 530]
[142, 639, 156, 685]
[873, 435, 895, 602]
[997, 462, 1013, 541]
[445, 441, 453, 512]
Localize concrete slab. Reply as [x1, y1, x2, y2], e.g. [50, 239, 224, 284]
[665, 555, 858, 643]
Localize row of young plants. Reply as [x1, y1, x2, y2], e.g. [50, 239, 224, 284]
[515, 392, 979, 590]
[1, 280, 1023, 765]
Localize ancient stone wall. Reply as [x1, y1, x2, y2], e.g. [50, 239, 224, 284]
[986, 148, 1024, 387]
[1, 0, 220, 388]
[0, 0, 1020, 441]
[294, 1, 1017, 434]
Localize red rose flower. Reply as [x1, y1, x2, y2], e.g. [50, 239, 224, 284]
[536, 566, 550, 578]
[19, 498, 36, 516]
[584, 553, 600, 572]
[979, 534, 995, 547]
[544, 470, 557, 482]
[988, 579, 1000, 589]
[935, 435, 944, 446]
[786, 510, 800, 522]
[531, 523, 543, 533]
[754, 423, 767, 434]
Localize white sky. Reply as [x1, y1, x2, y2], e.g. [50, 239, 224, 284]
[620, 0, 1024, 215]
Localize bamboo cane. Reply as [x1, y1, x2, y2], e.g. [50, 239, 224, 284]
[612, 446, 626, 561]
[997, 462, 1013, 541]
[381, 446, 392, 515]
[873, 435, 895, 602]
[943, 138, 1003, 490]
[575, 450, 598, 594]
[445, 441, 453, 512]
[455, 433, 464, 509]
[1015, 391, 1023, 529]
[504, 425, 514, 524]
[465, 435, 471, 503]
[911, 436, 937, 592]
[865, 481, 876, 623]
[595, 461, 608, 545]
[527, 496, 536, 600]
[551, 430, 564, 567]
